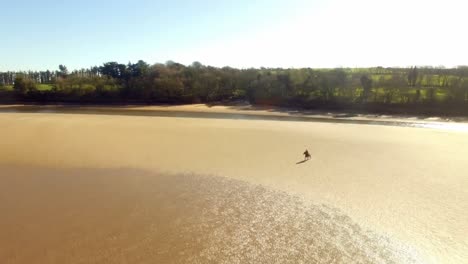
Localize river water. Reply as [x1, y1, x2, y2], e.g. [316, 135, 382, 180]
[0, 108, 467, 263]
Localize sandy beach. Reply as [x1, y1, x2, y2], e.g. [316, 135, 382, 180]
[0, 105, 467, 263]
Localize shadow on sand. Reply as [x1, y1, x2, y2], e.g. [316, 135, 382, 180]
[296, 159, 310, 165]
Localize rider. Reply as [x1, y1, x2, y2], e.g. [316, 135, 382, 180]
[303, 149, 311, 160]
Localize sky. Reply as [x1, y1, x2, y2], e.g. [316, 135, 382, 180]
[1, 0, 467, 71]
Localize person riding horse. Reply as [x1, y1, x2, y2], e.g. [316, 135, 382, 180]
[303, 149, 311, 160]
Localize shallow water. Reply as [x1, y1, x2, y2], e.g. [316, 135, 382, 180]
[0, 167, 420, 264]
[1, 105, 468, 131]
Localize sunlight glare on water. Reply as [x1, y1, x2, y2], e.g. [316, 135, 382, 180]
[0, 168, 424, 264]
[416, 122, 468, 132]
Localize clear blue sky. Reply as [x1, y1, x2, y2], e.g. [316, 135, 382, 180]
[2, 0, 467, 71]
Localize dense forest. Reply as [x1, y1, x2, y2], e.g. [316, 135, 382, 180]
[1, 61, 468, 115]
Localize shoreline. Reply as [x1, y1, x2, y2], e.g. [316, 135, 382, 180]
[1, 104, 467, 130]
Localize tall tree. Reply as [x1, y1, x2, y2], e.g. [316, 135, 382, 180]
[360, 75, 372, 102]
[58, 65, 69, 78]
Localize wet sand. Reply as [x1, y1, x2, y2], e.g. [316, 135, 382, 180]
[0, 109, 467, 263]
[2, 103, 468, 125]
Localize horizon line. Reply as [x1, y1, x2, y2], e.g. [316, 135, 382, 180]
[2, 62, 468, 73]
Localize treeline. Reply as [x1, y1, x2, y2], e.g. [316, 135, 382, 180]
[1, 61, 468, 115]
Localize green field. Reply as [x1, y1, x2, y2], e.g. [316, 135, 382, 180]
[2, 84, 52, 91]
[37, 84, 53, 91]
